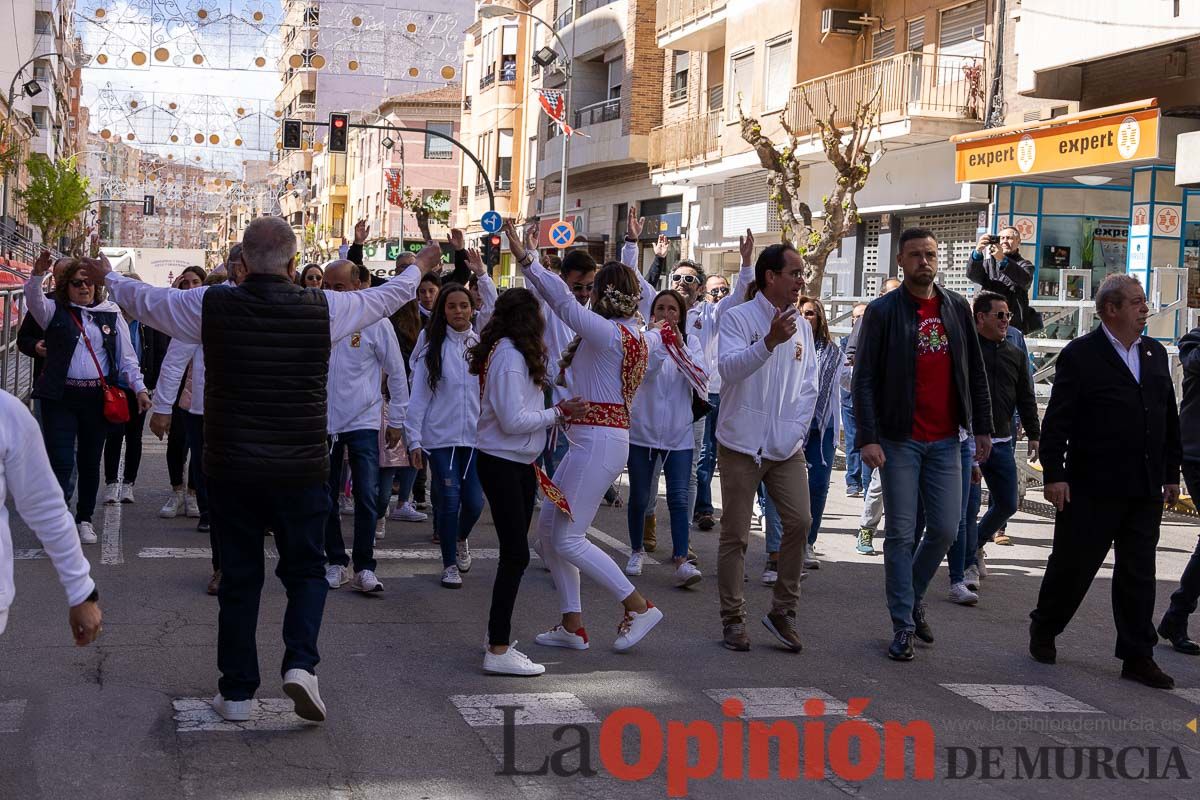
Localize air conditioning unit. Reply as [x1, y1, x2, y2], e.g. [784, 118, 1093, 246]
[821, 9, 872, 36]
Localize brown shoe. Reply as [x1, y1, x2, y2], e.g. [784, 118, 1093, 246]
[206, 570, 221, 596]
[697, 514, 715, 531]
[762, 611, 803, 652]
[1121, 657, 1175, 689]
[722, 622, 750, 651]
[643, 515, 658, 553]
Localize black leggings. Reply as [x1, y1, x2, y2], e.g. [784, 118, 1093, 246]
[103, 388, 146, 484]
[166, 404, 194, 489]
[477, 451, 537, 647]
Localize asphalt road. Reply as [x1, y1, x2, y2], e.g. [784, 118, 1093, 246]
[2, 436, 1199, 799]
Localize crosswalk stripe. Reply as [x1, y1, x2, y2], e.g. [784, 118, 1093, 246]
[172, 697, 311, 732]
[940, 684, 1103, 713]
[139, 547, 278, 559]
[0, 699, 27, 733]
[449, 692, 598, 727]
[14, 550, 46, 560]
[1172, 688, 1200, 705]
[586, 526, 660, 565]
[703, 687, 881, 727]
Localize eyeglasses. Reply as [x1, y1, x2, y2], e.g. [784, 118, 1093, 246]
[988, 311, 1013, 320]
[69, 278, 92, 288]
[570, 282, 594, 293]
[671, 273, 701, 286]
[801, 310, 818, 318]
[709, 287, 730, 298]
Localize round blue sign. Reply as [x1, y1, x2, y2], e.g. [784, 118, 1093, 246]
[481, 210, 503, 234]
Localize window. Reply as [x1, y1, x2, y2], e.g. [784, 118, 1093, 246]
[482, 30, 497, 80]
[939, 0, 986, 58]
[31, 109, 48, 130]
[527, 137, 538, 186]
[425, 121, 453, 159]
[501, 26, 518, 81]
[33, 61, 50, 80]
[728, 51, 754, 120]
[670, 52, 689, 103]
[607, 58, 624, 101]
[34, 11, 53, 34]
[764, 37, 792, 110]
[708, 84, 724, 112]
[907, 17, 926, 51]
[497, 129, 513, 188]
[872, 28, 896, 60]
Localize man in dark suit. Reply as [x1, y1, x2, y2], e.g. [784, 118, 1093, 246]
[1029, 274, 1181, 688]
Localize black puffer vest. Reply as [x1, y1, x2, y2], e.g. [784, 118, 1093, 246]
[201, 274, 331, 484]
[34, 302, 119, 401]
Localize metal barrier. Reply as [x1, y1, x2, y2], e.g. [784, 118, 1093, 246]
[1, 286, 33, 402]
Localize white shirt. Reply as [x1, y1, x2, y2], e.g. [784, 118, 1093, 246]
[153, 339, 203, 415]
[527, 276, 577, 405]
[476, 338, 559, 463]
[1101, 322, 1141, 383]
[717, 291, 820, 461]
[327, 316, 408, 435]
[629, 328, 706, 451]
[1, 391, 96, 635]
[404, 325, 480, 452]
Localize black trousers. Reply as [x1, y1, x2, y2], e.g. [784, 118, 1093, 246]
[1165, 461, 1200, 622]
[477, 452, 536, 647]
[166, 404, 194, 490]
[1031, 492, 1162, 660]
[103, 387, 146, 484]
[184, 413, 215, 569]
[207, 478, 330, 701]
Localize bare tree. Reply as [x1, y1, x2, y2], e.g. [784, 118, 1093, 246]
[739, 81, 883, 294]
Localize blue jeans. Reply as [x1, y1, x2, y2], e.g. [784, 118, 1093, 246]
[976, 439, 1019, 545]
[946, 439, 981, 583]
[324, 430, 381, 572]
[805, 423, 836, 546]
[841, 387, 867, 493]
[377, 467, 396, 518]
[880, 437, 962, 633]
[427, 446, 484, 567]
[627, 445, 693, 560]
[759, 484, 783, 555]
[694, 392, 721, 516]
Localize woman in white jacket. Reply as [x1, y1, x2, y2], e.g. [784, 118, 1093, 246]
[624, 289, 706, 588]
[404, 283, 483, 589]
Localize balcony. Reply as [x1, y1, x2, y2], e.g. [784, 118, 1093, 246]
[574, 98, 621, 129]
[479, 72, 496, 91]
[555, 0, 627, 60]
[656, 0, 727, 52]
[785, 52, 987, 139]
[648, 110, 720, 172]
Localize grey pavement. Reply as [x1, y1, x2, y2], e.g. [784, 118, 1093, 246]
[3, 435, 1200, 799]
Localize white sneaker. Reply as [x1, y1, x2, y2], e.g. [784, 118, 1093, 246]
[761, 561, 778, 586]
[375, 517, 386, 541]
[119, 483, 136, 504]
[441, 565, 462, 589]
[103, 483, 121, 504]
[211, 693, 252, 722]
[948, 582, 979, 606]
[625, 550, 645, 576]
[390, 501, 427, 522]
[339, 494, 353, 516]
[483, 643, 546, 676]
[674, 561, 702, 588]
[414, 500, 431, 512]
[964, 565, 981, 591]
[184, 493, 201, 518]
[78, 521, 98, 544]
[325, 564, 349, 589]
[613, 603, 664, 652]
[159, 490, 185, 518]
[976, 547, 988, 579]
[282, 669, 326, 722]
[803, 544, 820, 570]
[456, 540, 473, 573]
[534, 625, 590, 650]
[349, 569, 383, 594]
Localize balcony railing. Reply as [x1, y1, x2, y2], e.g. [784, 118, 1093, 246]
[656, 0, 727, 37]
[784, 52, 986, 136]
[476, 179, 512, 196]
[648, 110, 721, 172]
[574, 98, 621, 129]
[479, 71, 496, 91]
[556, 0, 620, 30]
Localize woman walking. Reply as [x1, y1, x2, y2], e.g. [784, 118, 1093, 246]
[160, 266, 206, 520]
[102, 273, 158, 505]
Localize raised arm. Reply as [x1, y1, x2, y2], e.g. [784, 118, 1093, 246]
[326, 243, 440, 342]
[104, 273, 206, 343]
[378, 323, 410, 428]
[151, 339, 196, 416]
[715, 230, 757, 325]
[623, 208, 655, 320]
[23, 252, 56, 327]
[466, 247, 497, 331]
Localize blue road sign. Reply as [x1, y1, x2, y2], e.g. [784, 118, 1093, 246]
[549, 220, 576, 248]
[481, 210, 503, 234]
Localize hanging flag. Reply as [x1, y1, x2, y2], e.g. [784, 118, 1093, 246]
[385, 169, 404, 207]
[659, 323, 709, 397]
[536, 89, 590, 138]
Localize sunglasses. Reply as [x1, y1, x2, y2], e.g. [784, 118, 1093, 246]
[570, 282, 595, 293]
[801, 310, 818, 318]
[709, 286, 730, 298]
[988, 311, 1013, 320]
[69, 278, 93, 288]
[671, 273, 701, 286]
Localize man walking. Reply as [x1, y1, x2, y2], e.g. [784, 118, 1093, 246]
[90, 217, 440, 721]
[1030, 275, 1181, 688]
[853, 228, 992, 662]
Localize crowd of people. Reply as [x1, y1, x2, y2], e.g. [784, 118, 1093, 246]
[2, 210, 1199, 727]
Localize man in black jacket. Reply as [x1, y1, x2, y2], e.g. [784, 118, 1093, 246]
[1155, 326, 1200, 656]
[853, 228, 993, 662]
[967, 227, 1039, 335]
[1030, 274, 1180, 689]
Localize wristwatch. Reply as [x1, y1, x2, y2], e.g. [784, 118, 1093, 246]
[519, 253, 534, 267]
[624, 235, 636, 243]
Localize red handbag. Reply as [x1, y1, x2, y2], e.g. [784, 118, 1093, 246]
[69, 311, 131, 424]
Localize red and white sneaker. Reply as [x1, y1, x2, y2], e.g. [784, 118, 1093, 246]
[613, 602, 664, 652]
[534, 625, 589, 650]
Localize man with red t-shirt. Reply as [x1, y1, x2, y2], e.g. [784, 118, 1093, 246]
[851, 228, 993, 662]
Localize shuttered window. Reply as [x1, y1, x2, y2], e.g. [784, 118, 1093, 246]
[872, 28, 896, 60]
[939, 0, 986, 57]
[907, 17, 926, 51]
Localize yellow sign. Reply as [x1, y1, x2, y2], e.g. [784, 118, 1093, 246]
[955, 109, 1160, 182]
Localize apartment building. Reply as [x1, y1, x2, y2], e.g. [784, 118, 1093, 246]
[82, 132, 143, 247]
[212, 159, 279, 257]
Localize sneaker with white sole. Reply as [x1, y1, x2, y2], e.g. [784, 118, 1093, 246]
[339, 494, 353, 517]
[119, 483, 136, 504]
[159, 490, 185, 518]
[613, 603, 664, 652]
[483, 643, 546, 676]
[441, 565, 462, 589]
[964, 565, 981, 591]
[976, 547, 988, 578]
[761, 560, 778, 586]
[803, 544, 820, 570]
[456, 540, 473, 573]
[625, 550, 645, 576]
[212, 693, 252, 722]
[184, 493, 201, 518]
[390, 501, 427, 522]
[948, 582, 979, 606]
[856, 527, 876, 555]
[375, 517, 386, 541]
[350, 569, 383, 594]
[325, 564, 349, 589]
[103, 483, 121, 504]
[78, 521, 98, 544]
[282, 669, 326, 722]
[534, 625, 589, 650]
[674, 561, 702, 588]
[414, 500, 431, 512]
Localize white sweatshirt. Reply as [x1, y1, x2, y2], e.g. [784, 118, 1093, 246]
[687, 262, 755, 395]
[326, 316, 408, 435]
[153, 338, 202, 416]
[717, 291, 820, 462]
[476, 338, 559, 463]
[629, 328, 706, 452]
[404, 325, 480, 452]
[0, 390, 96, 635]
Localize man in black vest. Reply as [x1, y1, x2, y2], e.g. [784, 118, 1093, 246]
[1029, 274, 1181, 689]
[86, 217, 441, 722]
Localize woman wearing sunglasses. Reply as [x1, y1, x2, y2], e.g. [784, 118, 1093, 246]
[297, 263, 324, 289]
[24, 253, 150, 545]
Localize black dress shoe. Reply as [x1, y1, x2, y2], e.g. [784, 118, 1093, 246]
[1029, 621, 1056, 664]
[1157, 615, 1200, 655]
[888, 630, 915, 661]
[912, 603, 934, 643]
[1121, 657, 1175, 689]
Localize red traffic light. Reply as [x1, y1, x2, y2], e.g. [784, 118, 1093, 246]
[490, 236, 501, 245]
[332, 117, 345, 128]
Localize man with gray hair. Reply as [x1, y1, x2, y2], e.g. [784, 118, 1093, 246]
[84, 217, 442, 722]
[1030, 273, 1180, 689]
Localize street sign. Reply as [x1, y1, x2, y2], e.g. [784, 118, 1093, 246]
[548, 220, 576, 248]
[480, 210, 502, 234]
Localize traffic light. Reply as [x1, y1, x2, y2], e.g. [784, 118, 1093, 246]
[282, 118, 303, 150]
[488, 234, 501, 268]
[328, 112, 349, 153]
[142, 195, 155, 216]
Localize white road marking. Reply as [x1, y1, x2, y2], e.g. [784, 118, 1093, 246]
[0, 699, 27, 733]
[173, 697, 315, 732]
[374, 548, 503, 560]
[940, 684, 1102, 713]
[703, 687, 881, 727]
[100, 459, 124, 565]
[13, 549, 46, 560]
[140, 546, 279, 559]
[449, 692, 598, 727]
[586, 526, 660, 565]
[1171, 688, 1200, 705]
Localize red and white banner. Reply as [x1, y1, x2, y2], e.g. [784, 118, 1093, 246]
[385, 169, 404, 207]
[536, 89, 589, 138]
